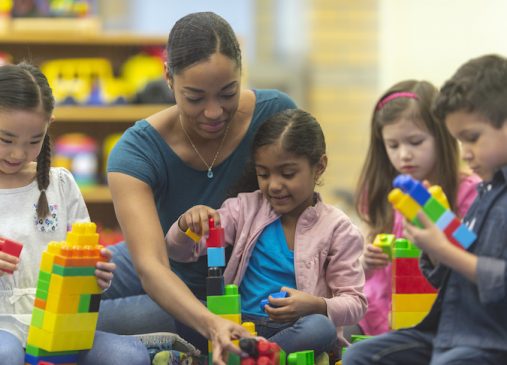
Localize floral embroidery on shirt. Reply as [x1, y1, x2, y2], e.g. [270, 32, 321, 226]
[34, 204, 58, 232]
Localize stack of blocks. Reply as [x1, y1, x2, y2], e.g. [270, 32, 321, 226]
[391, 238, 437, 329]
[388, 174, 476, 250]
[24, 222, 104, 365]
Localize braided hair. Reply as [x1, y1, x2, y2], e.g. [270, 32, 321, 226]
[0, 62, 55, 218]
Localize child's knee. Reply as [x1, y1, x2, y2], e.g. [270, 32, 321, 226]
[0, 332, 24, 365]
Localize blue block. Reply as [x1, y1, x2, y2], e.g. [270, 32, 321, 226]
[393, 175, 431, 206]
[25, 353, 79, 364]
[207, 247, 225, 267]
[260, 291, 289, 311]
[452, 224, 476, 249]
[435, 210, 455, 230]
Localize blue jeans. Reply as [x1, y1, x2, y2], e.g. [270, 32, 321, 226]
[342, 328, 507, 365]
[97, 242, 177, 335]
[0, 329, 150, 365]
[96, 243, 209, 352]
[242, 313, 338, 355]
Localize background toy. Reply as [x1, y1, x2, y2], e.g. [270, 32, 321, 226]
[388, 174, 476, 249]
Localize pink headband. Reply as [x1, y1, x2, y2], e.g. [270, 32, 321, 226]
[376, 92, 418, 111]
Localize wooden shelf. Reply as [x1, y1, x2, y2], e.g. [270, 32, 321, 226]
[0, 32, 166, 46]
[54, 105, 169, 122]
[80, 185, 112, 203]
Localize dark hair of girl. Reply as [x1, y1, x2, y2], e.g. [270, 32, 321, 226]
[0, 62, 55, 218]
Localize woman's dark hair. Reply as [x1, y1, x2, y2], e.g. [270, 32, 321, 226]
[434, 54, 507, 128]
[229, 108, 325, 196]
[0, 62, 55, 218]
[166, 12, 242, 77]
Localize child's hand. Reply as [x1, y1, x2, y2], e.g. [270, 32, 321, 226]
[361, 244, 389, 271]
[0, 252, 20, 276]
[403, 212, 449, 255]
[178, 205, 220, 237]
[264, 287, 325, 323]
[95, 248, 116, 290]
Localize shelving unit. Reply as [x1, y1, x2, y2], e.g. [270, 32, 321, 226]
[0, 30, 169, 229]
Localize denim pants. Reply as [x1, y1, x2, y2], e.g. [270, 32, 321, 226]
[242, 313, 338, 355]
[97, 242, 177, 335]
[96, 243, 209, 352]
[0, 329, 150, 365]
[342, 328, 507, 365]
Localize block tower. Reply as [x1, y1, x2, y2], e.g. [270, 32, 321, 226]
[388, 174, 476, 249]
[25, 222, 105, 365]
[391, 238, 437, 329]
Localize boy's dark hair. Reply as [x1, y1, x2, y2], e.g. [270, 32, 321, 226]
[229, 108, 325, 196]
[0, 62, 55, 218]
[166, 12, 242, 77]
[434, 54, 507, 128]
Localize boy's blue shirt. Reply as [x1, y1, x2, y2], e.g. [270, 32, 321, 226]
[418, 166, 507, 351]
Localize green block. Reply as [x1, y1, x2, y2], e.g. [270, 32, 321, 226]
[393, 238, 421, 258]
[280, 349, 286, 365]
[25, 344, 79, 356]
[78, 294, 92, 313]
[31, 307, 44, 328]
[351, 334, 372, 343]
[227, 353, 241, 365]
[35, 287, 48, 300]
[423, 197, 446, 221]
[288, 350, 314, 365]
[52, 264, 96, 276]
[207, 294, 241, 315]
[38, 270, 51, 283]
[225, 284, 238, 295]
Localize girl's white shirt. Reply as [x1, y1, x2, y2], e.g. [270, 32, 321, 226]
[0, 167, 89, 344]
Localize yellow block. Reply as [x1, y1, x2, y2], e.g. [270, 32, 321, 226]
[391, 311, 427, 329]
[40, 251, 56, 273]
[27, 326, 95, 351]
[49, 275, 101, 295]
[392, 294, 437, 312]
[220, 313, 241, 324]
[45, 292, 81, 313]
[41, 312, 99, 332]
[388, 189, 420, 221]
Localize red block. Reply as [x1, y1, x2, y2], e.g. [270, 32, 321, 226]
[443, 218, 463, 249]
[394, 276, 437, 294]
[0, 238, 23, 274]
[393, 258, 422, 276]
[206, 218, 225, 248]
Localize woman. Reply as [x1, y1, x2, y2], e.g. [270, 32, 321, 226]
[97, 12, 296, 365]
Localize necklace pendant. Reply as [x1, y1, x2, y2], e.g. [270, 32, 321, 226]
[207, 168, 214, 179]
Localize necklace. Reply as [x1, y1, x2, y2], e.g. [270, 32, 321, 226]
[179, 115, 230, 179]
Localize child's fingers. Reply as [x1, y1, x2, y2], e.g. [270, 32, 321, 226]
[0, 253, 20, 273]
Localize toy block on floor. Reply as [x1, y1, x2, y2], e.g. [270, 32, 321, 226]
[25, 222, 104, 364]
[0, 237, 23, 273]
[287, 350, 313, 365]
[389, 175, 476, 249]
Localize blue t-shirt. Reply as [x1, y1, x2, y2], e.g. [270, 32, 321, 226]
[239, 219, 297, 317]
[107, 89, 296, 299]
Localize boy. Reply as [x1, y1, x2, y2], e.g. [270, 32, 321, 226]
[343, 54, 507, 364]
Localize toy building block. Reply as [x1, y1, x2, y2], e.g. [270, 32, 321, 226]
[260, 291, 289, 312]
[287, 350, 313, 365]
[0, 237, 23, 273]
[25, 222, 104, 364]
[239, 338, 286, 365]
[388, 175, 476, 249]
[372, 234, 395, 260]
[207, 218, 225, 248]
[208, 247, 226, 267]
[207, 267, 225, 296]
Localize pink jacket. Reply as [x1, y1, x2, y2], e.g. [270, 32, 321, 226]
[359, 173, 481, 335]
[167, 191, 367, 341]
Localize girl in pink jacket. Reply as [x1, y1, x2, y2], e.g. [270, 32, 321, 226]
[353, 80, 480, 337]
[166, 109, 366, 357]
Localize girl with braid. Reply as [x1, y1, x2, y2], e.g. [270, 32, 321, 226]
[0, 63, 151, 365]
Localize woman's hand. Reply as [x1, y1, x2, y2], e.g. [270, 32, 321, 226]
[95, 248, 116, 290]
[178, 205, 220, 237]
[361, 244, 390, 271]
[0, 251, 19, 276]
[208, 315, 251, 365]
[264, 287, 326, 323]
